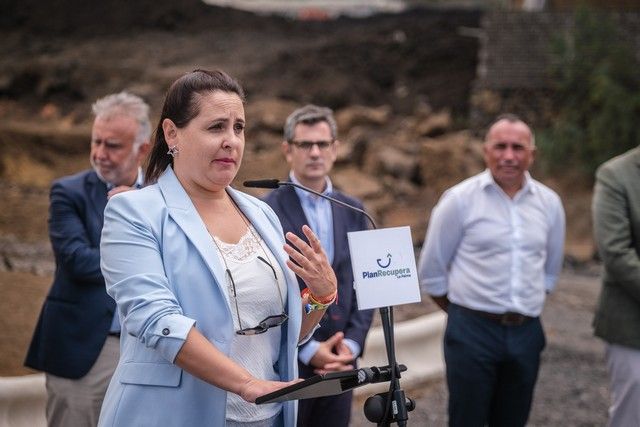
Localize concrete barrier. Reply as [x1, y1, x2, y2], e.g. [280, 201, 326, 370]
[0, 374, 46, 427]
[0, 312, 446, 426]
[355, 311, 446, 396]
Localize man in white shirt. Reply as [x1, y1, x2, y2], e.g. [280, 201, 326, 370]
[418, 114, 565, 426]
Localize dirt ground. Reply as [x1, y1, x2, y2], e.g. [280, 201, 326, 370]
[350, 268, 610, 426]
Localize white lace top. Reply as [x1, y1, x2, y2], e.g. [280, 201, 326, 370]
[212, 226, 287, 424]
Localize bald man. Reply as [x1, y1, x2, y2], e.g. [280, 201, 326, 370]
[418, 114, 565, 426]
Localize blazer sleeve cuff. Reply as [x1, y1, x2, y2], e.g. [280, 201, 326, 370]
[298, 339, 320, 365]
[343, 338, 361, 358]
[544, 274, 559, 293]
[146, 313, 196, 363]
[298, 323, 320, 347]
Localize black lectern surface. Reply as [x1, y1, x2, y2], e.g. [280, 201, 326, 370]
[256, 371, 355, 404]
[256, 365, 407, 404]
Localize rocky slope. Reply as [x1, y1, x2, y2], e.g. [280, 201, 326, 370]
[0, 1, 595, 379]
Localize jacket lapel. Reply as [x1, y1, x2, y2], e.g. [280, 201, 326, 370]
[279, 184, 310, 244]
[229, 187, 291, 282]
[330, 195, 348, 269]
[86, 171, 108, 224]
[157, 168, 228, 295]
[228, 187, 300, 324]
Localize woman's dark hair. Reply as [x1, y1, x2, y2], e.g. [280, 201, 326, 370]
[145, 69, 246, 184]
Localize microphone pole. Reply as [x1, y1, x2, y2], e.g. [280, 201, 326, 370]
[244, 179, 377, 229]
[244, 179, 412, 426]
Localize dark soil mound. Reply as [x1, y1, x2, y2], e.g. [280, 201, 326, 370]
[0, 0, 287, 35]
[254, 9, 481, 113]
[0, 1, 480, 117]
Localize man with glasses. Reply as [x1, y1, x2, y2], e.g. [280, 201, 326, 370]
[25, 92, 151, 427]
[264, 104, 374, 427]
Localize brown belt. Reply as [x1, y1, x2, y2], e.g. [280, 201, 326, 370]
[457, 305, 536, 326]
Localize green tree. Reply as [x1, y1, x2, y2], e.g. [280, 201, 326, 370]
[540, 6, 640, 177]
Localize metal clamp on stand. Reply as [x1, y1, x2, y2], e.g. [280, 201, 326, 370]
[364, 389, 415, 426]
[362, 363, 415, 426]
[362, 306, 415, 426]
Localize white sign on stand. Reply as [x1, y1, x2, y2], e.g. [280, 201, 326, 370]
[348, 226, 421, 310]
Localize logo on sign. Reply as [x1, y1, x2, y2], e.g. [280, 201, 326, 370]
[362, 252, 411, 280]
[376, 253, 392, 268]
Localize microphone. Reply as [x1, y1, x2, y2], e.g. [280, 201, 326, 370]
[243, 179, 280, 189]
[243, 178, 376, 229]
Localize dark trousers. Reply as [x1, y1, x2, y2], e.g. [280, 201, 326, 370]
[297, 391, 353, 427]
[444, 303, 546, 427]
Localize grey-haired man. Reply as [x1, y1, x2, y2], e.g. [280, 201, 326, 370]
[25, 92, 151, 426]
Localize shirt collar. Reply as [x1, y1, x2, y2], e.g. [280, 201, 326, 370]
[98, 167, 144, 191]
[480, 169, 535, 196]
[289, 171, 333, 201]
[134, 168, 144, 188]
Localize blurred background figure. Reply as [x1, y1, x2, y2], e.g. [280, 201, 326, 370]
[264, 104, 374, 427]
[592, 146, 640, 427]
[418, 114, 565, 426]
[24, 92, 151, 426]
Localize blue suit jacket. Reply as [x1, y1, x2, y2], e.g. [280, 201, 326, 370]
[264, 184, 374, 378]
[25, 169, 115, 379]
[97, 167, 302, 427]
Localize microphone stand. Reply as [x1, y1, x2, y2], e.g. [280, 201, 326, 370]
[244, 179, 414, 426]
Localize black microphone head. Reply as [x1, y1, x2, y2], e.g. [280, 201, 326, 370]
[243, 179, 280, 189]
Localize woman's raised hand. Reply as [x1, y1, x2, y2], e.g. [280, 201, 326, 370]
[283, 225, 337, 299]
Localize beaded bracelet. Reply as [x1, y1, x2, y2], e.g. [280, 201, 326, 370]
[301, 288, 337, 314]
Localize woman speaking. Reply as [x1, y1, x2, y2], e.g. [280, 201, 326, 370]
[98, 69, 337, 427]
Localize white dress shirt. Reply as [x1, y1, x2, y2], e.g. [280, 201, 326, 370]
[290, 172, 335, 264]
[418, 169, 565, 317]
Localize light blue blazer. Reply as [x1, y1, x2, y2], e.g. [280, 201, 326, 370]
[98, 167, 301, 427]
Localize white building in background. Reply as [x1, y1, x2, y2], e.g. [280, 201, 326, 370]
[201, 0, 406, 18]
[201, 1, 554, 17]
[522, 0, 546, 10]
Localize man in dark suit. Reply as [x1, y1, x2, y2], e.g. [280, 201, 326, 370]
[264, 104, 374, 427]
[25, 92, 151, 427]
[592, 146, 640, 426]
